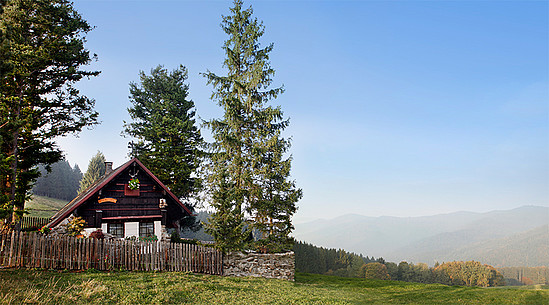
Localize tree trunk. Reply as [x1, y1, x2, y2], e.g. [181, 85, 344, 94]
[7, 91, 22, 228]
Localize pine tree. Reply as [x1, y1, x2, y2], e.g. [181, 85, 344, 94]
[0, 0, 99, 230]
[203, 0, 301, 252]
[124, 65, 203, 201]
[78, 152, 105, 194]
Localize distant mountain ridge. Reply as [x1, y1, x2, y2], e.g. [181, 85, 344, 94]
[293, 206, 549, 267]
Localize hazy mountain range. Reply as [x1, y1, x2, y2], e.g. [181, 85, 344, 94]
[293, 206, 549, 267]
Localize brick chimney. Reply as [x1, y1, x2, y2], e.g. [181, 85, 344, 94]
[105, 162, 113, 175]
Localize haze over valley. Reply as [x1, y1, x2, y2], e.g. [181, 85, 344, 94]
[293, 205, 549, 267]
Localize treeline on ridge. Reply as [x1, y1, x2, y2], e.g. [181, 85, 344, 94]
[32, 160, 82, 201]
[294, 241, 505, 287]
[294, 241, 382, 277]
[498, 266, 549, 285]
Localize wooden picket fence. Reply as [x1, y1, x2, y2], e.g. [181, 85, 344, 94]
[0, 232, 222, 275]
[17, 216, 50, 230]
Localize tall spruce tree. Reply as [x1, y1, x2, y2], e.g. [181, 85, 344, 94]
[0, 0, 99, 231]
[78, 152, 105, 194]
[123, 65, 203, 201]
[203, 0, 301, 252]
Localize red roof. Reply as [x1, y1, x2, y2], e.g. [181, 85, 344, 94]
[48, 158, 192, 227]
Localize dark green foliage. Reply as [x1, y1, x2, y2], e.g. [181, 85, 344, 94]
[170, 230, 181, 243]
[124, 65, 203, 203]
[203, 0, 301, 253]
[0, 0, 99, 228]
[385, 262, 399, 280]
[294, 241, 504, 287]
[33, 159, 82, 201]
[78, 151, 105, 194]
[294, 241, 377, 277]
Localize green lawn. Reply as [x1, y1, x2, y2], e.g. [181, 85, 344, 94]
[0, 269, 546, 305]
[24, 195, 67, 218]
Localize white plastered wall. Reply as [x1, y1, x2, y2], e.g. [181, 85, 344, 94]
[125, 222, 139, 238]
[154, 220, 161, 239]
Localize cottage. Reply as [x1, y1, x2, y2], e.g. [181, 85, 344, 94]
[48, 158, 193, 240]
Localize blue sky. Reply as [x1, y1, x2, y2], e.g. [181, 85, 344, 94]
[58, 0, 548, 223]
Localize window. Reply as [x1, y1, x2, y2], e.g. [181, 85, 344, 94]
[139, 222, 154, 237]
[108, 223, 124, 238]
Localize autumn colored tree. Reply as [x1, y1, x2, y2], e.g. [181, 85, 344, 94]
[433, 261, 505, 287]
[362, 262, 390, 280]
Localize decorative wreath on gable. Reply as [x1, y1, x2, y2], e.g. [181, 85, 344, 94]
[128, 178, 140, 190]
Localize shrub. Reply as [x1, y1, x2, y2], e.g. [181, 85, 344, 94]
[139, 235, 158, 242]
[65, 217, 86, 236]
[89, 229, 105, 239]
[38, 225, 52, 235]
[170, 231, 181, 243]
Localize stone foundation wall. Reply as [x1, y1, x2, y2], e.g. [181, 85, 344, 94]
[223, 251, 295, 281]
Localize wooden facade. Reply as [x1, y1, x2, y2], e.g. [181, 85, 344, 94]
[48, 158, 192, 239]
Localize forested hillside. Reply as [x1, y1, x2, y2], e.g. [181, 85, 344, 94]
[294, 241, 505, 287]
[498, 266, 549, 285]
[33, 160, 82, 201]
[294, 241, 381, 277]
[294, 206, 549, 267]
[444, 225, 549, 267]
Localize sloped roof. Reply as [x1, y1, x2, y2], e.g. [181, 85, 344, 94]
[48, 157, 192, 227]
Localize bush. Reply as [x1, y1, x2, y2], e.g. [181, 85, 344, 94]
[139, 235, 158, 242]
[38, 225, 52, 235]
[170, 231, 181, 243]
[89, 229, 105, 239]
[64, 217, 86, 236]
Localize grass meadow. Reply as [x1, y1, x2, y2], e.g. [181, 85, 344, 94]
[23, 196, 67, 218]
[0, 269, 547, 305]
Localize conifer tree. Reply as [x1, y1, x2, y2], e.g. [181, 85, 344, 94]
[78, 152, 105, 194]
[124, 65, 203, 201]
[203, 0, 301, 252]
[0, 0, 99, 230]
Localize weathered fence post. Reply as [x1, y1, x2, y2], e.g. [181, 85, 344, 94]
[0, 233, 223, 275]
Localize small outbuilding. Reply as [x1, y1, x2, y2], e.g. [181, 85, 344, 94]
[48, 158, 193, 240]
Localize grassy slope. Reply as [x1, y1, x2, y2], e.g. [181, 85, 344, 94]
[0, 270, 546, 305]
[24, 195, 67, 218]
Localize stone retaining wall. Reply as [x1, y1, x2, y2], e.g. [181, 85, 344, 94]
[223, 251, 295, 281]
